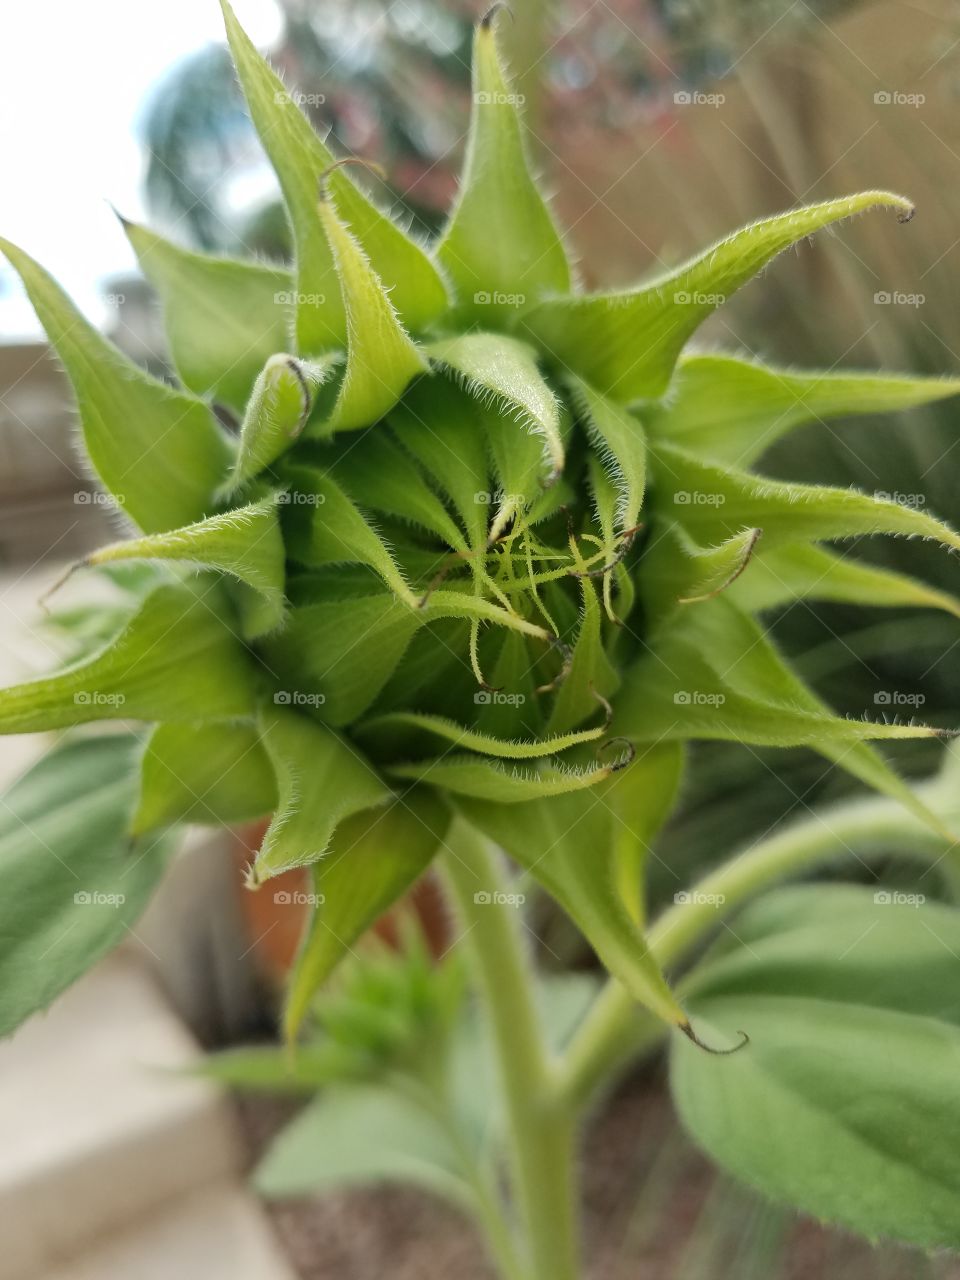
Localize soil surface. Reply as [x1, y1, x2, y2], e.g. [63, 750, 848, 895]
[237, 1066, 960, 1280]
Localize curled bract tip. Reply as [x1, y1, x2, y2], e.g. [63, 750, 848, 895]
[680, 1021, 750, 1056]
[897, 203, 916, 224]
[597, 736, 635, 772]
[318, 157, 388, 200]
[480, 2, 512, 29]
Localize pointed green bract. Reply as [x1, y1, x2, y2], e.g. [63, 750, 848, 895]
[651, 441, 960, 553]
[522, 192, 914, 403]
[252, 705, 390, 881]
[568, 376, 646, 532]
[427, 333, 565, 483]
[220, 0, 446, 352]
[229, 354, 338, 491]
[122, 218, 294, 413]
[356, 711, 608, 760]
[646, 352, 960, 466]
[85, 496, 286, 638]
[283, 791, 449, 1042]
[388, 750, 631, 801]
[0, 238, 231, 533]
[313, 200, 427, 432]
[436, 15, 571, 320]
[0, 582, 257, 734]
[133, 720, 277, 833]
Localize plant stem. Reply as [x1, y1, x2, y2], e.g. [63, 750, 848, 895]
[558, 784, 958, 1105]
[441, 817, 579, 1280]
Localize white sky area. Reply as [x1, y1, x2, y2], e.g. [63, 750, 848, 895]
[0, 0, 283, 339]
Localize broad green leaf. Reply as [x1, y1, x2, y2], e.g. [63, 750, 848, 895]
[521, 192, 914, 402]
[228, 354, 339, 491]
[313, 199, 428, 431]
[618, 596, 953, 838]
[0, 238, 231, 533]
[255, 1084, 473, 1206]
[645, 352, 960, 466]
[220, 0, 446, 351]
[390, 746, 632, 802]
[252, 705, 389, 881]
[611, 742, 685, 925]
[356, 711, 608, 760]
[458, 786, 687, 1027]
[673, 885, 960, 1250]
[122, 217, 294, 412]
[0, 736, 174, 1035]
[84, 496, 287, 638]
[283, 791, 448, 1041]
[427, 333, 565, 483]
[281, 465, 418, 605]
[0, 582, 257, 734]
[199, 1043, 349, 1093]
[728, 541, 960, 621]
[651, 440, 960, 553]
[436, 14, 571, 319]
[547, 571, 619, 735]
[568, 375, 646, 531]
[133, 721, 276, 834]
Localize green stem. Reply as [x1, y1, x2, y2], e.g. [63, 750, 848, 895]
[558, 785, 958, 1105]
[441, 817, 579, 1280]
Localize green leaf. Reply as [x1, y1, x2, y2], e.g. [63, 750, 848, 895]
[133, 721, 276, 834]
[0, 736, 174, 1036]
[547, 571, 619, 735]
[121, 217, 294, 413]
[220, 0, 446, 352]
[0, 581, 257, 734]
[356, 711, 609, 760]
[569, 375, 647, 535]
[645, 352, 960, 466]
[255, 1085, 473, 1206]
[84, 496, 286, 639]
[281, 465, 419, 605]
[650, 440, 960, 554]
[611, 742, 685, 925]
[313, 198, 428, 431]
[672, 885, 960, 1250]
[252, 705, 390, 881]
[427, 332, 565, 483]
[228, 354, 338, 492]
[283, 791, 448, 1041]
[728, 541, 960, 621]
[388, 749, 632, 802]
[521, 192, 914, 402]
[198, 1043, 348, 1093]
[0, 238, 231, 533]
[458, 785, 687, 1027]
[618, 596, 953, 838]
[436, 13, 571, 319]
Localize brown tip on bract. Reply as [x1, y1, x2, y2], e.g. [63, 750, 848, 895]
[680, 1021, 750, 1056]
[37, 558, 88, 613]
[597, 736, 635, 773]
[897, 204, 916, 224]
[480, 2, 512, 29]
